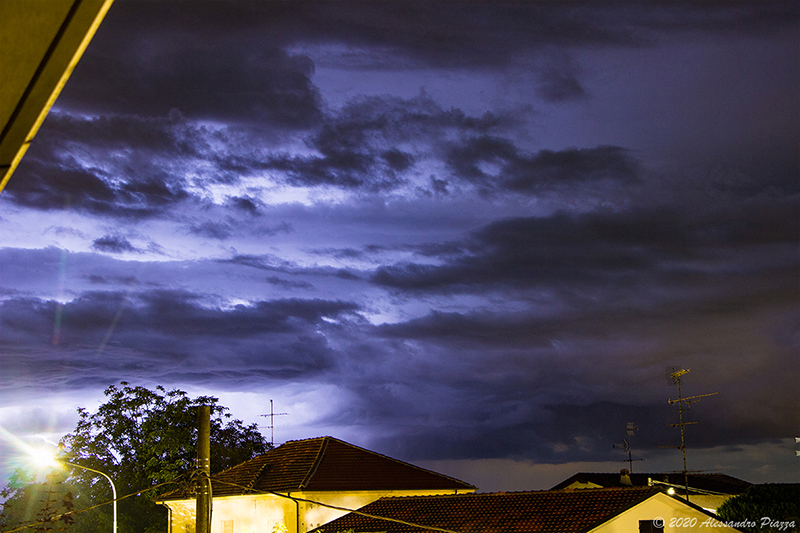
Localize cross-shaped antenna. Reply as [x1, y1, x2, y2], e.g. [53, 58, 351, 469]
[665, 369, 718, 501]
[613, 422, 642, 471]
[259, 399, 288, 447]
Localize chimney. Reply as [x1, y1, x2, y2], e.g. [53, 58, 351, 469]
[620, 468, 633, 486]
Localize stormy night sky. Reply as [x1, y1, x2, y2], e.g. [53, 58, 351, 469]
[1, 1, 798, 491]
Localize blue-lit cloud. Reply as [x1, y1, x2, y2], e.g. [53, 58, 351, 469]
[0, 0, 797, 491]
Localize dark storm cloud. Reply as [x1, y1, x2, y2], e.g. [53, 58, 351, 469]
[2, 0, 797, 488]
[221, 254, 298, 273]
[52, 0, 790, 133]
[290, 1, 634, 69]
[85, 274, 140, 286]
[536, 53, 587, 103]
[4, 158, 190, 218]
[227, 196, 263, 216]
[30, 111, 205, 155]
[4, 160, 115, 212]
[188, 221, 233, 240]
[14, 72, 630, 213]
[125, 290, 360, 337]
[10, 94, 526, 213]
[270, 1, 794, 69]
[231, 93, 637, 195]
[44, 0, 800, 125]
[257, 94, 515, 191]
[4, 112, 240, 217]
[219, 253, 362, 285]
[446, 140, 639, 192]
[375, 280, 797, 365]
[309, 240, 467, 264]
[57, 2, 322, 126]
[371, 402, 675, 463]
[330, 290, 797, 463]
[386, 392, 794, 464]
[0, 290, 359, 342]
[265, 277, 314, 290]
[92, 235, 138, 253]
[4, 114, 194, 218]
[378, 311, 562, 348]
[372, 196, 799, 293]
[0, 290, 361, 387]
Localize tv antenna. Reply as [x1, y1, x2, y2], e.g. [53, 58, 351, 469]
[664, 368, 718, 501]
[613, 422, 643, 472]
[259, 399, 288, 447]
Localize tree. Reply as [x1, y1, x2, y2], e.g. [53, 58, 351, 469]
[716, 484, 800, 533]
[0, 383, 270, 533]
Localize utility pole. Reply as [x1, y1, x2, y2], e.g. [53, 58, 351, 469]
[196, 405, 212, 533]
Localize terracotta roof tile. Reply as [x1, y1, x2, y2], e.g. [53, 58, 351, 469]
[550, 472, 752, 495]
[309, 487, 663, 533]
[160, 436, 474, 500]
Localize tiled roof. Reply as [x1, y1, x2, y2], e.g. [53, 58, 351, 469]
[550, 472, 752, 495]
[308, 487, 664, 533]
[160, 436, 475, 500]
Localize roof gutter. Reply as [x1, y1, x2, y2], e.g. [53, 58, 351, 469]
[287, 492, 300, 533]
[158, 502, 172, 533]
[647, 478, 729, 496]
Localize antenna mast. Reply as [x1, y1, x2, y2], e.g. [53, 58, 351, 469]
[260, 399, 288, 447]
[667, 369, 718, 501]
[613, 422, 643, 472]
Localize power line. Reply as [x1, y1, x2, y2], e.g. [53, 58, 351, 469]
[211, 478, 465, 533]
[0, 475, 191, 533]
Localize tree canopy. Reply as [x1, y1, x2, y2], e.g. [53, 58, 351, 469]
[716, 484, 800, 533]
[0, 383, 270, 533]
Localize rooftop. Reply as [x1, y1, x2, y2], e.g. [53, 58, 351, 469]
[551, 472, 752, 495]
[161, 436, 475, 499]
[309, 487, 666, 533]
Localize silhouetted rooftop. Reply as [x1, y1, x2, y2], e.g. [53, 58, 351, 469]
[160, 436, 475, 499]
[309, 487, 667, 533]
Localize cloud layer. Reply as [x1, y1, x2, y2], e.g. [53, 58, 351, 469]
[0, 0, 797, 488]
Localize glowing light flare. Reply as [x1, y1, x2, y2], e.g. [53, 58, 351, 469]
[29, 447, 61, 469]
[0, 424, 61, 472]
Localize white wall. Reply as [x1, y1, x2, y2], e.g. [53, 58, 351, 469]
[590, 493, 741, 533]
[163, 488, 473, 533]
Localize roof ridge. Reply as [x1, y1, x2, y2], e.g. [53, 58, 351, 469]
[246, 461, 273, 491]
[373, 486, 658, 500]
[213, 453, 268, 477]
[280, 435, 330, 445]
[573, 471, 732, 476]
[299, 436, 330, 489]
[322, 437, 476, 489]
[574, 488, 669, 533]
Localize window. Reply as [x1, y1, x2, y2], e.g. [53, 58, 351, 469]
[222, 520, 234, 533]
[639, 520, 664, 533]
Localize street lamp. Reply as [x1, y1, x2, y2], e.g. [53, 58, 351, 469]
[31, 449, 117, 533]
